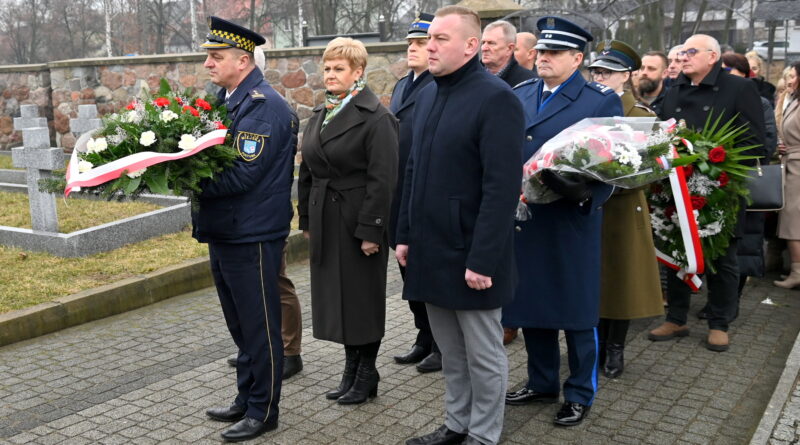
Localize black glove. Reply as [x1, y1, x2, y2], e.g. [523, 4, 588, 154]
[540, 170, 591, 204]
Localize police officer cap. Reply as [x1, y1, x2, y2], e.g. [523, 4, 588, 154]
[407, 12, 434, 39]
[535, 16, 593, 51]
[589, 40, 641, 72]
[201, 16, 266, 53]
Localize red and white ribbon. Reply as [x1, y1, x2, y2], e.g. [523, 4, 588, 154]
[65, 129, 228, 197]
[655, 142, 705, 291]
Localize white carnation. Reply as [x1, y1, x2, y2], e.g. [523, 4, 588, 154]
[178, 134, 197, 150]
[139, 131, 157, 147]
[77, 160, 93, 173]
[160, 110, 178, 122]
[86, 137, 108, 154]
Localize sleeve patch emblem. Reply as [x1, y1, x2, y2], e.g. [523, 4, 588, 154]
[236, 131, 267, 162]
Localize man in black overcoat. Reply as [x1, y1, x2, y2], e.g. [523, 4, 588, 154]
[648, 34, 766, 352]
[396, 6, 523, 445]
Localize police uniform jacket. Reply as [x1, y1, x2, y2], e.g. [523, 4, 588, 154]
[502, 72, 622, 331]
[388, 70, 433, 248]
[297, 86, 398, 345]
[192, 67, 298, 244]
[658, 61, 767, 237]
[599, 90, 663, 320]
[396, 55, 524, 311]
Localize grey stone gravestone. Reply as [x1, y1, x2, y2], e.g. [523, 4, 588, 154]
[70, 105, 103, 138]
[12, 105, 64, 233]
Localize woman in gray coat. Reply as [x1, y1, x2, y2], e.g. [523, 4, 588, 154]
[297, 37, 398, 404]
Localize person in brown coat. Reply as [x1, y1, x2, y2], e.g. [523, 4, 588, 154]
[297, 37, 399, 405]
[588, 40, 663, 378]
[775, 61, 800, 289]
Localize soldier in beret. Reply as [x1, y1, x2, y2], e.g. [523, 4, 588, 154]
[588, 40, 663, 380]
[194, 16, 298, 442]
[503, 16, 622, 427]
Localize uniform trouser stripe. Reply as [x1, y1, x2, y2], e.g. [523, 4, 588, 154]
[258, 242, 277, 423]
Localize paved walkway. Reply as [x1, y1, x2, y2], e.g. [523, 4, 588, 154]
[1, 260, 799, 444]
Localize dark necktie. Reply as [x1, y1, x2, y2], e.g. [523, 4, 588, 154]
[541, 90, 552, 101]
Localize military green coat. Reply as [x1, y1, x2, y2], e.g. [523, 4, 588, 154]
[598, 90, 664, 320]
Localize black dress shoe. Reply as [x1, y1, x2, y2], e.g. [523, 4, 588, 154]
[283, 355, 303, 380]
[553, 402, 590, 427]
[221, 416, 278, 442]
[416, 352, 442, 373]
[206, 404, 246, 422]
[603, 343, 624, 379]
[505, 388, 558, 405]
[227, 355, 237, 367]
[394, 345, 430, 364]
[406, 424, 467, 445]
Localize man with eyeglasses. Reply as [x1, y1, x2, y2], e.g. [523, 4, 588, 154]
[648, 34, 766, 353]
[503, 16, 622, 427]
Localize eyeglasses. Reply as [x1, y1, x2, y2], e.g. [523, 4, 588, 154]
[589, 69, 615, 80]
[677, 48, 713, 58]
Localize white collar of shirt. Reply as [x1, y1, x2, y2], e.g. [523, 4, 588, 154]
[543, 83, 561, 95]
[616, 90, 624, 96]
[225, 88, 237, 101]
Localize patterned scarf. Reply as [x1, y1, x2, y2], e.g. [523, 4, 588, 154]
[322, 77, 366, 131]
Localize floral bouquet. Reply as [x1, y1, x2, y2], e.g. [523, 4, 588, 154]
[648, 115, 758, 277]
[518, 117, 681, 212]
[39, 79, 237, 204]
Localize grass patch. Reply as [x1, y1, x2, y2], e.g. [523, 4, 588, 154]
[0, 193, 300, 313]
[0, 191, 162, 233]
[0, 154, 17, 170]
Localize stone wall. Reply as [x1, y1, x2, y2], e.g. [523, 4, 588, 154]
[0, 42, 408, 150]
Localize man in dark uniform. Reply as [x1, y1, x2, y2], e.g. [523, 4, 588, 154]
[648, 34, 765, 352]
[194, 16, 298, 442]
[481, 20, 537, 87]
[502, 16, 622, 427]
[388, 12, 442, 374]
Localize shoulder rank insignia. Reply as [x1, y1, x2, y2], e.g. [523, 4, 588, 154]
[250, 89, 265, 100]
[513, 77, 538, 89]
[588, 81, 613, 94]
[235, 131, 268, 162]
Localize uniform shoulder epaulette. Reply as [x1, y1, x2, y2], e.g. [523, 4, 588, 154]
[513, 77, 539, 90]
[587, 81, 615, 95]
[249, 88, 267, 101]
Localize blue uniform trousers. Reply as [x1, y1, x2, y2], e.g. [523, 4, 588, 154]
[209, 239, 285, 424]
[522, 327, 599, 406]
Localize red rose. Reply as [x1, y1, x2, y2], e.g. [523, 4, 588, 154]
[195, 98, 212, 111]
[665, 205, 676, 219]
[690, 196, 707, 210]
[182, 105, 199, 117]
[682, 164, 694, 177]
[215, 121, 227, 130]
[125, 102, 136, 110]
[154, 97, 171, 107]
[718, 171, 729, 187]
[709, 146, 727, 163]
[174, 97, 183, 105]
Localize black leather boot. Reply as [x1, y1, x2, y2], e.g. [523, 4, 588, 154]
[337, 354, 379, 405]
[603, 343, 624, 379]
[325, 349, 359, 400]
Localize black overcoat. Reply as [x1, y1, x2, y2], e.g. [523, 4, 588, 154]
[388, 71, 434, 248]
[396, 55, 524, 311]
[498, 57, 537, 88]
[658, 61, 767, 237]
[297, 86, 399, 345]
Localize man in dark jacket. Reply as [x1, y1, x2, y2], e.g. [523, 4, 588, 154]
[194, 17, 298, 442]
[388, 13, 441, 374]
[481, 20, 537, 87]
[639, 51, 669, 115]
[648, 34, 766, 352]
[396, 6, 523, 445]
